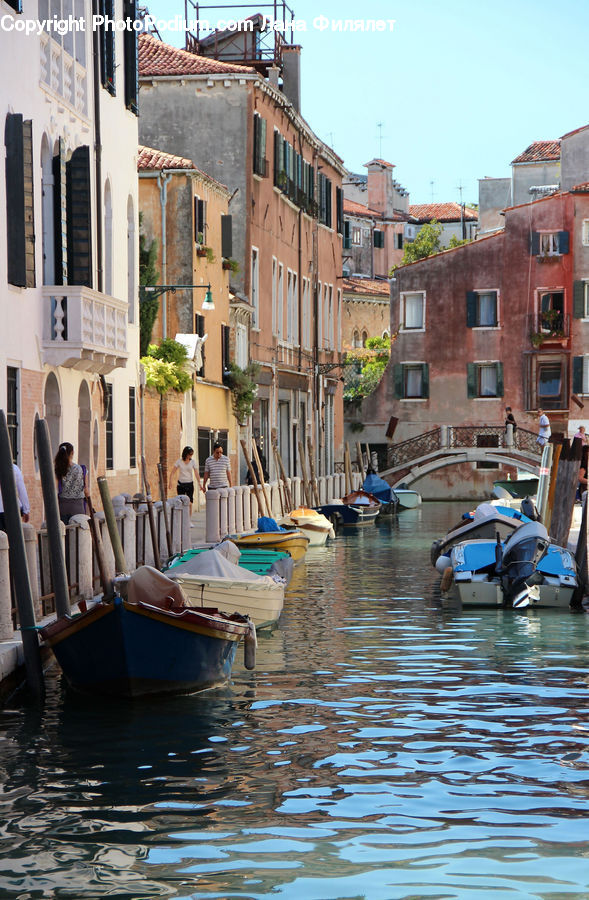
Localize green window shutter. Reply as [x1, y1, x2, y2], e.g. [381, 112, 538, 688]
[573, 281, 585, 318]
[421, 364, 429, 399]
[221, 215, 232, 259]
[531, 231, 540, 255]
[66, 145, 93, 287]
[123, 0, 138, 113]
[273, 130, 281, 185]
[496, 362, 504, 397]
[490, 290, 498, 326]
[52, 137, 68, 285]
[260, 117, 267, 174]
[5, 113, 26, 287]
[466, 291, 477, 327]
[373, 230, 384, 248]
[393, 363, 404, 399]
[467, 363, 477, 398]
[558, 230, 570, 254]
[573, 356, 584, 394]
[253, 115, 259, 173]
[343, 220, 351, 250]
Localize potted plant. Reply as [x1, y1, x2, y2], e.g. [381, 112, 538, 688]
[223, 361, 261, 425]
[222, 258, 240, 273]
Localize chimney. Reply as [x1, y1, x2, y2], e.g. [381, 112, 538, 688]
[268, 64, 280, 88]
[281, 45, 301, 112]
[365, 159, 395, 217]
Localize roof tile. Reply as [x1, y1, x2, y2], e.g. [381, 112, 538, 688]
[137, 144, 196, 171]
[511, 140, 561, 164]
[343, 277, 390, 297]
[409, 202, 478, 223]
[139, 33, 255, 77]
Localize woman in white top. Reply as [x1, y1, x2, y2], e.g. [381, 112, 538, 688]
[168, 446, 203, 514]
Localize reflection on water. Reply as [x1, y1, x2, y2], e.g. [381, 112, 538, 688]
[1, 503, 589, 898]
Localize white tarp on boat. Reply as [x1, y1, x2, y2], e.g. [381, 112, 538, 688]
[170, 548, 275, 584]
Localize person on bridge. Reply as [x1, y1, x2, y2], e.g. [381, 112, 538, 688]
[574, 425, 588, 445]
[505, 407, 517, 437]
[536, 409, 551, 447]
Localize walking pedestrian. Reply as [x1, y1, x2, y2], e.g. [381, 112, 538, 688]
[203, 442, 232, 490]
[168, 446, 203, 515]
[536, 408, 551, 447]
[54, 442, 89, 524]
[0, 463, 30, 531]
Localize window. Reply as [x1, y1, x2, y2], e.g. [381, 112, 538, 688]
[66, 146, 93, 287]
[401, 292, 425, 330]
[467, 362, 504, 398]
[352, 329, 362, 349]
[251, 247, 259, 327]
[337, 288, 342, 352]
[336, 186, 343, 235]
[194, 197, 206, 243]
[573, 281, 589, 319]
[221, 324, 231, 379]
[7, 367, 18, 464]
[466, 290, 498, 327]
[361, 329, 368, 348]
[235, 322, 248, 368]
[352, 227, 362, 245]
[531, 230, 569, 256]
[253, 113, 267, 176]
[318, 173, 332, 227]
[583, 220, 589, 246]
[395, 232, 404, 250]
[271, 257, 278, 335]
[343, 220, 351, 249]
[538, 361, 563, 408]
[105, 382, 113, 469]
[538, 291, 564, 332]
[129, 386, 136, 468]
[4, 114, 35, 288]
[373, 230, 385, 248]
[194, 313, 205, 377]
[221, 215, 232, 259]
[573, 356, 589, 395]
[394, 363, 429, 399]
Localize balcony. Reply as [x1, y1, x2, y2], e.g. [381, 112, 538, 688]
[528, 312, 570, 349]
[42, 285, 129, 374]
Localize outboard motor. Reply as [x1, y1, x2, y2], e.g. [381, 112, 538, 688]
[521, 497, 540, 521]
[500, 521, 550, 604]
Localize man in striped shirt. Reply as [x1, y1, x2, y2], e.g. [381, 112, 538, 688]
[203, 442, 232, 490]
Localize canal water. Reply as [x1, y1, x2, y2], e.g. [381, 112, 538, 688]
[1, 501, 589, 899]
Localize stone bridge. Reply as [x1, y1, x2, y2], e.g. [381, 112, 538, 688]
[382, 426, 541, 488]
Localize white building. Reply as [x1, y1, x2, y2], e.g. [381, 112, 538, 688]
[0, 0, 141, 523]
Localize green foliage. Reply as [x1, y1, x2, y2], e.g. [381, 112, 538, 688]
[140, 339, 192, 395]
[139, 213, 160, 357]
[448, 234, 469, 249]
[400, 219, 443, 265]
[224, 361, 261, 424]
[343, 336, 391, 403]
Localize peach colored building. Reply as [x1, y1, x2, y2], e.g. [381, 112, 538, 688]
[137, 145, 240, 492]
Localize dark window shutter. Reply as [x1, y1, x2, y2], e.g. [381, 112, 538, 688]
[52, 138, 68, 285]
[99, 0, 116, 94]
[496, 362, 504, 397]
[253, 115, 259, 173]
[421, 363, 429, 399]
[343, 220, 351, 250]
[466, 291, 478, 327]
[273, 130, 281, 185]
[221, 215, 232, 259]
[573, 356, 584, 394]
[260, 117, 267, 174]
[5, 113, 26, 287]
[573, 281, 586, 318]
[22, 119, 35, 287]
[123, 0, 138, 113]
[558, 230, 570, 254]
[326, 178, 332, 227]
[393, 363, 404, 399]
[194, 313, 205, 376]
[490, 290, 498, 326]
[221, 324, 230, 375]
[336, 187, 343, 235]
[194, 198, 205, 241]
[467, 363, 477, 398]
[373, 230, 384, 248]
[66, 146, 93, 287]
[531, 231, 540, 255]
[5, 0, 23, 10]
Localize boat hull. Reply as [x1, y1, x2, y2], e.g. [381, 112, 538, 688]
[170, 573, 284, 629]
[42, 598, 247, 698]
[393, 489, 421, 509]
[230, 530, 309, 562]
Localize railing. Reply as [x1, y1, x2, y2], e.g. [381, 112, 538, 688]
[528, 313, 570, 347]
[387, 428, 442, 469]
[42, 285, 129, 374]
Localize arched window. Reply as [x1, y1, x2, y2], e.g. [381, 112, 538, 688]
[352, 329, 361, 349]
[127, 194, 136, 323]
[361, 330, 368, 348]
[104, 179, 113, 295]
[382, 330, 389, 340]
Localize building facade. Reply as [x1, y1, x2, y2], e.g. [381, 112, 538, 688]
[138, 33, 345, 479]
[1, 0, 141, 525]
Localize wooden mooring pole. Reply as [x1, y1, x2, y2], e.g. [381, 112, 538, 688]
[548, 437, 582, 548]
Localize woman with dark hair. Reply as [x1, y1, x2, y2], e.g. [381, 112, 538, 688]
[54, 442, 89, 524]
[168, 445, 203, 515]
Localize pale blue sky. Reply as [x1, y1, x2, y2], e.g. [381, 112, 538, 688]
[142, 0, 588, 206]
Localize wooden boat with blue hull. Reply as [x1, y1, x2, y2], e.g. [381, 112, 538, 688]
[41, 566, 255, 698]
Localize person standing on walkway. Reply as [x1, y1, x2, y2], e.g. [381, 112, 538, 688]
[54, 442, 89, 524]
[168, 445, 203, 515]
[202, 442, 232, 490]
[536, 409, 551, 447]
[505, 406, 517, 433]
[0, 463, 30, 531]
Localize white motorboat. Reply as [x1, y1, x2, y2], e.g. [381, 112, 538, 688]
[278, 507, 335, 546]
[167, 545, 286, 629]
[392, 485, 422, 509]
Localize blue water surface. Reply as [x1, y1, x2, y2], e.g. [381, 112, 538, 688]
[0, 502, 589, 899]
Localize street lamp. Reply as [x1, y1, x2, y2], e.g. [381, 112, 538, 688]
[140, 283, 215, 313]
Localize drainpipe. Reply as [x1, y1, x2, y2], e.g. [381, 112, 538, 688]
[92, 0, 103, 292]
[157, 170, 173, 338]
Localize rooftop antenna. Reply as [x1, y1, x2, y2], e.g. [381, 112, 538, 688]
[430, 180, 435, 202]
[456, 180, 465, 239]
[377, 122, 384, 158]
[328, 132, 335, 147]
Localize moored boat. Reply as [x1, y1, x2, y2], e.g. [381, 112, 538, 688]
[228, 529, 310, 562]
[431, 502, 533, 568]
[392, 484, 422, 509]
[362, 472, 397, 515]
[277, 507, 335, 546]
[41, 566, 255, 698]
[341, 489, 382, 524]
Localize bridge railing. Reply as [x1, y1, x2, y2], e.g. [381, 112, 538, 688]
[387, 428, 442, 469]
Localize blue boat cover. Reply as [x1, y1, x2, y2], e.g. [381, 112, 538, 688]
[257, 516, 287, 533]
[362, 473, 393, 503]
